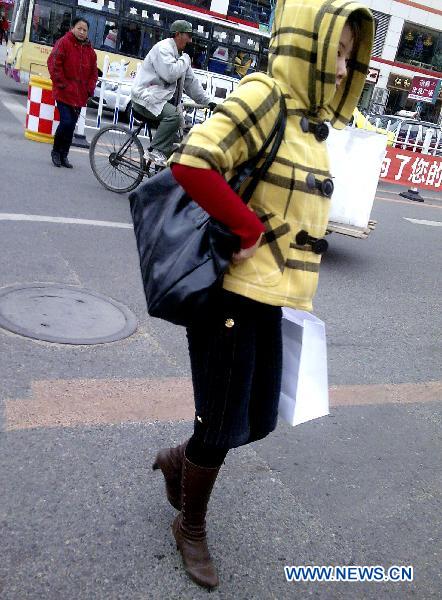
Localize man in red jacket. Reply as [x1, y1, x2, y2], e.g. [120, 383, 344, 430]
[48, 17, 98, 168]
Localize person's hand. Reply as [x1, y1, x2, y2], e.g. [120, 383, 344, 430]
[208, 101, 217, 111]
[181, 53, 191, 67]
[231, 233, 263, 265]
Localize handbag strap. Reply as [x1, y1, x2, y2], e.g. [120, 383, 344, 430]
[229, 93, 287, 202]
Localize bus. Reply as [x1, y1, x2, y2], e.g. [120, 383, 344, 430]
[5, 0, 273, 84]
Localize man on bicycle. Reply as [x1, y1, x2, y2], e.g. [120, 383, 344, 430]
[131, 20, 215, 167]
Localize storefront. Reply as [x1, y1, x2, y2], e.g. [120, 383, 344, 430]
[358, 67, 380, 112]
[386, 73, 442, 123]
[396, 23, 442, 74]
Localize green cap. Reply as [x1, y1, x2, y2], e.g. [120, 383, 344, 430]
[170, 20, 193, 34]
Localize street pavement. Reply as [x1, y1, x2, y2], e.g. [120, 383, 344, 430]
[0, 67, 441, 600]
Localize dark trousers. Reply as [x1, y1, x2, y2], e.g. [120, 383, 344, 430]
[53, 101, 80, 155]
[132, 101, 181, 157]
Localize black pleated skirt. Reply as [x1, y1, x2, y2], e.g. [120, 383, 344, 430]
[186, 289, 282, 449]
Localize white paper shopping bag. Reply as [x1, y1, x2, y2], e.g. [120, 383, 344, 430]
[279, 308, 329, 427]
[326, 127, 387, 228]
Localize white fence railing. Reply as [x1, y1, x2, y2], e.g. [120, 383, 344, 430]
[79, 55, 236, 142]
[350, 114, 442, 156]
[80, 55, 442, 157]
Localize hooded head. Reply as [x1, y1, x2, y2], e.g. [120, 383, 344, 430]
[268, 0, 374, 129]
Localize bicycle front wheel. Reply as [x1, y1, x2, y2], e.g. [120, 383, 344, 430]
[89, 125, 145, 193]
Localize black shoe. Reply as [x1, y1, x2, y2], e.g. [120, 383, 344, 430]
[51, 150, 62, 167]
[60, 154, 73, 169]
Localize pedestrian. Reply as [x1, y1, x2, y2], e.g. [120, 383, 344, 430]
[0, 15, 8, 44]
[47, 17, 97, 168]
[131, 20, 215, 168]
[153, 0, 374, 591]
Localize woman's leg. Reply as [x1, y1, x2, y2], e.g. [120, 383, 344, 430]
[53, 102, 79, 167]
[165, 291, 280, 589]
[172, 436, 228, 590]
[152, 435, 228, 512]
[152, 440, 188, 511]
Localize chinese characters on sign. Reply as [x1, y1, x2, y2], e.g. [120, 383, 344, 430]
[366, 67, 380, 84]
[380, 147, 442, 190]
[388, 73, 412, 91]
[407, 76, 442, 104]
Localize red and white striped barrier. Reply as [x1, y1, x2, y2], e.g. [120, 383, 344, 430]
[24, 75, 59, 143]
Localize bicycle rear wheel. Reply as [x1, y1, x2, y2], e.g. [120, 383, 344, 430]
[89, 125, 145, 193]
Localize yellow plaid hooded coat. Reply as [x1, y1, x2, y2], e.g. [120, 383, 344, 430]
[172, 0, 374, 311]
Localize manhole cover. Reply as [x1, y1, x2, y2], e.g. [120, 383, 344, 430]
[0, 284, 137, 344]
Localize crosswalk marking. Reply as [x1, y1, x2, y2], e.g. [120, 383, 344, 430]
[404, 217, 442, 227]
[0, 213, 133, 229]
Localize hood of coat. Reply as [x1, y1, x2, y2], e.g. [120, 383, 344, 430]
[267, 0, 374, 129]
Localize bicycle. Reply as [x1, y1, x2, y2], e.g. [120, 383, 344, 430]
[89, 104, 211, 194]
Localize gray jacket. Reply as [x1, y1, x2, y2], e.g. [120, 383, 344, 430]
[131, 37, 210, 116]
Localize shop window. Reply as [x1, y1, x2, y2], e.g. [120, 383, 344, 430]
[31, 0, 73, 45]
[396, 24, 442, 73]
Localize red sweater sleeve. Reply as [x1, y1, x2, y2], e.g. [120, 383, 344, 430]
[171, 164, 265, 249]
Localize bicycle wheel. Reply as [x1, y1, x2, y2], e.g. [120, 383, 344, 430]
[89, 124, 145, 193]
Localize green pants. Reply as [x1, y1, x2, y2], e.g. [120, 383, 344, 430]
[132, 101, 180, 157]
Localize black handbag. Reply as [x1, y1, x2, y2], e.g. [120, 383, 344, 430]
[129, 95, 287, 327]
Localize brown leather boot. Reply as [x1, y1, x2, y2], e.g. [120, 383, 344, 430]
[152, 441, 187, 510]
[172, 457, 220, 590]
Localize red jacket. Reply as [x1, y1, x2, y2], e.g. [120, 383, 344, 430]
[48, 32, 98, 108]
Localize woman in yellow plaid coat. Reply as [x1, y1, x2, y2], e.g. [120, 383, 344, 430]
[152, 0, 374, 589]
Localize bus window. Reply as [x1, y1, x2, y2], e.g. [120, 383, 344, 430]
[31, 0, 73, 45]
[208, 45, 232, 75]
[11, 0, 30, 42]
[140, 26, 162, 57]
[187, 40, 208, 70]
[119, 21, 161, 58]
[258, 48, 269, 73]
[184, 18, 210, 69]
[102, 22, 118, 51]
[231, 50, 257, 78]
